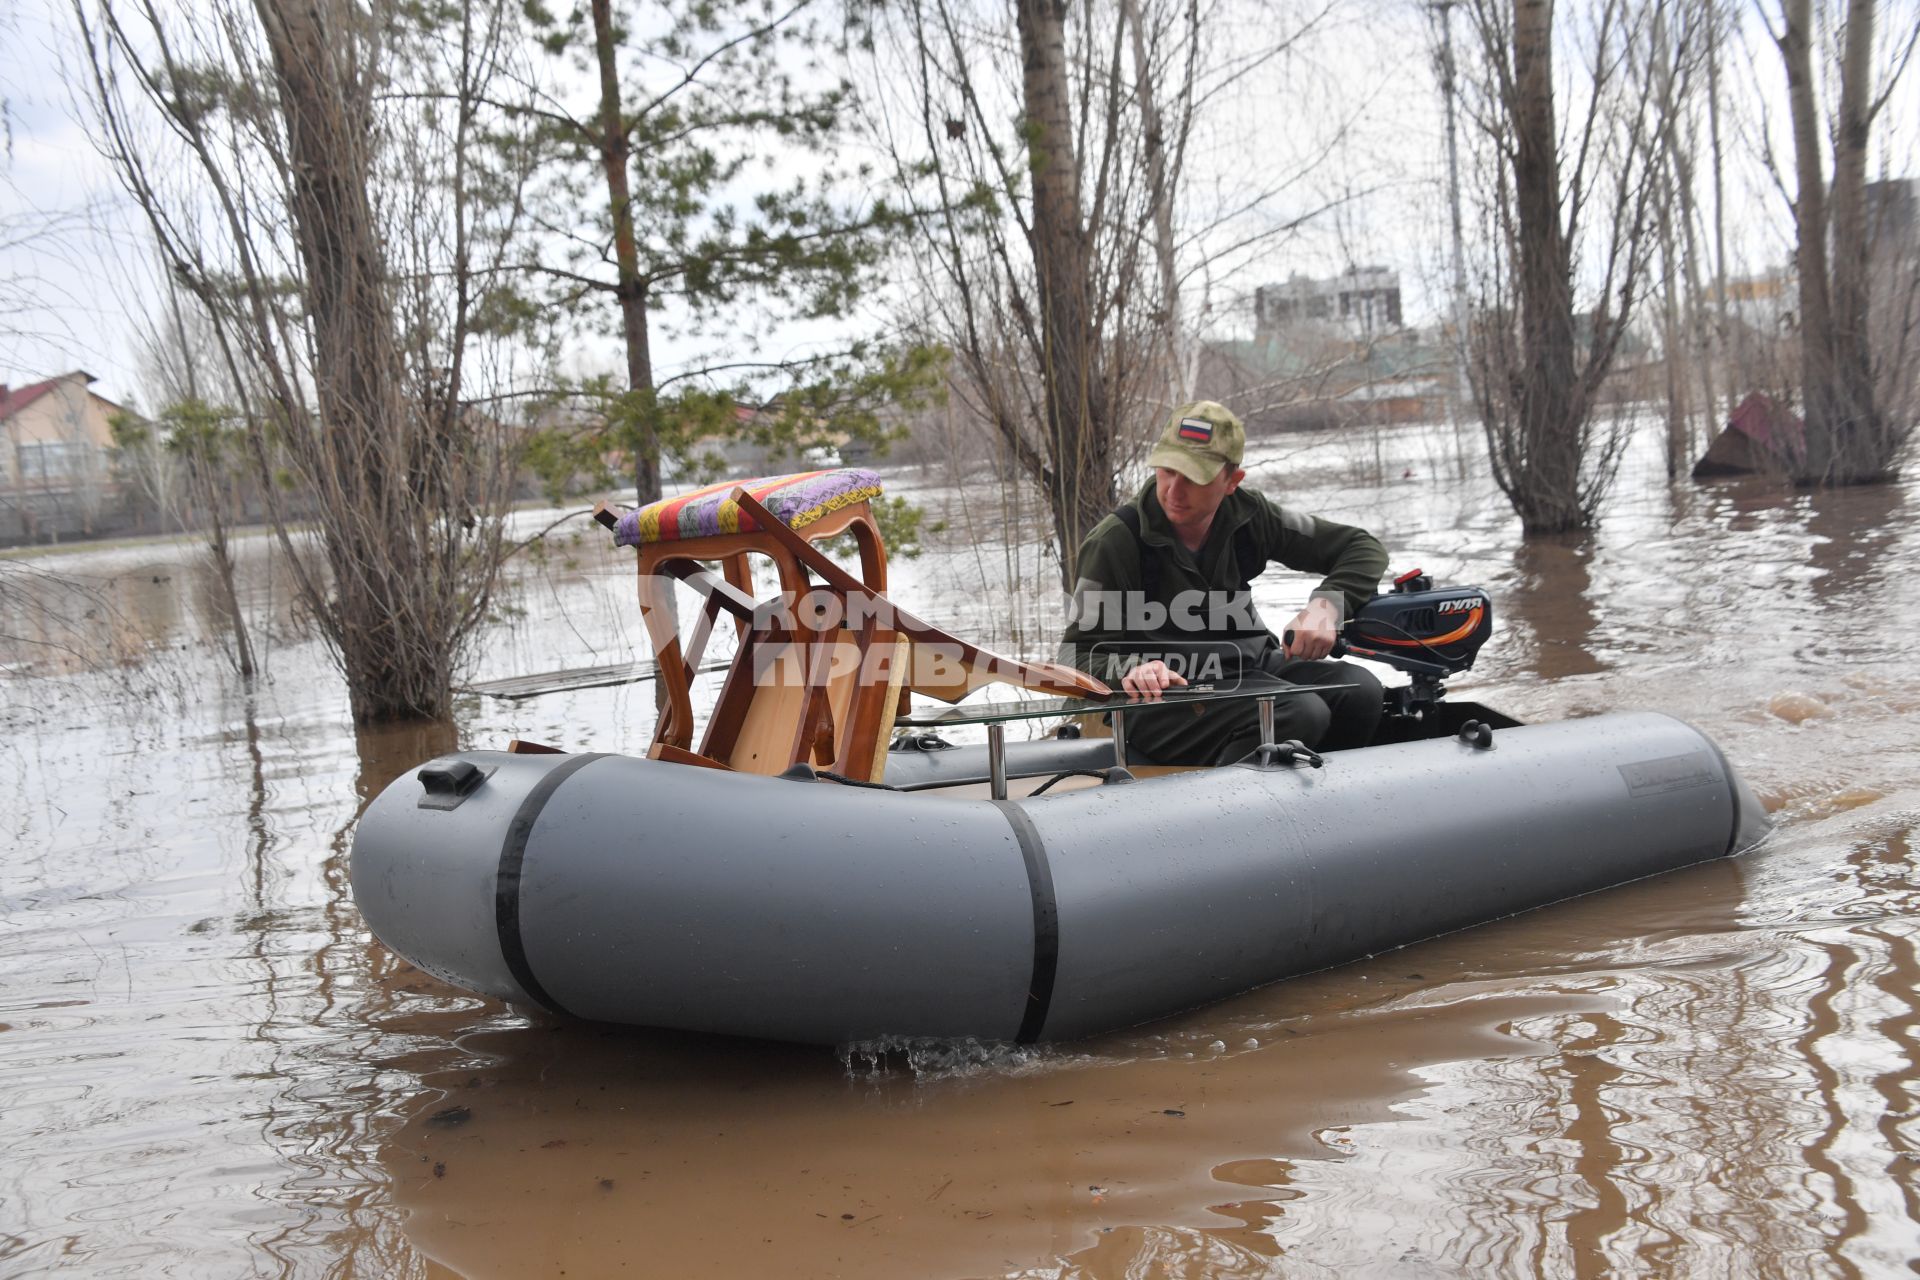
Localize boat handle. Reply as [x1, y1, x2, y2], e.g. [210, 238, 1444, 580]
[1246, 740, 1323, 769]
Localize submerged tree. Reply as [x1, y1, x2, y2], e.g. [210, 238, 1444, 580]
[865, 0, 1160, 586]
[1773, 0, 1919, 483]
[1461, 0, 1680, 532]
[161, 398, 256, 678]
[864, 0, 1346, 585]
[1637, 1, 1721, 478]
[117, 281, 267, 675]
[75, 0, 537, 721]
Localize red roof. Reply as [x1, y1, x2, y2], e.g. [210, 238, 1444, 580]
[0, 378, 58, 423]
[1727, 390, 1805, 457]
[0, 371, 123, 425]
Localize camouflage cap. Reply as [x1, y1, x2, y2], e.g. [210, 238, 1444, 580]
[1146, 400, 1245, 485]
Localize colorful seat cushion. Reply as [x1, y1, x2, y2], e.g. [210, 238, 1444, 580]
[614, 468, 883, 546]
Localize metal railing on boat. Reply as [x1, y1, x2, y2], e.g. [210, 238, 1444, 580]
[893, 678, 1350, 798]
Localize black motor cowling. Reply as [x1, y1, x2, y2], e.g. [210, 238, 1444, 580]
[1344, 569, 1492, 676]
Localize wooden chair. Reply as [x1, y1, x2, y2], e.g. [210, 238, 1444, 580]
[596, 469, 1108, 781]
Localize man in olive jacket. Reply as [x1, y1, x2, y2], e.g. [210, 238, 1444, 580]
[1061, 401, 1387, 765]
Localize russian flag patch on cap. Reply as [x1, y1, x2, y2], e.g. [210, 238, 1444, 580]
[1178, 417, 1213, 443]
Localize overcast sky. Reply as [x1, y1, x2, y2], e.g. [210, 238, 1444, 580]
[2, 0, 152, 402]
[1, 0, 1453, 406]
[3, 0, 1915, 410]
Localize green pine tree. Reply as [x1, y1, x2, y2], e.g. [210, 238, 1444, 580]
[506, 0, 943, 507]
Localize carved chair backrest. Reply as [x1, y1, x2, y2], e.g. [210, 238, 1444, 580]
[598, 471, 1109, 781]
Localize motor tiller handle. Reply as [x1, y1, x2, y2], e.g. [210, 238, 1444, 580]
[1281, 628, 1349, 660]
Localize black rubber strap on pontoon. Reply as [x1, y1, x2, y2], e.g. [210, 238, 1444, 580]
[991, 798, 1058, 1043]
[496, 753, 609, 1015]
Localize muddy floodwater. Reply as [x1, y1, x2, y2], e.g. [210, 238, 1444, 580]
[5, 419, 1920, 1278]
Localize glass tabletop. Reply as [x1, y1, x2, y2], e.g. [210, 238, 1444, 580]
[894, 676, 1355, 729]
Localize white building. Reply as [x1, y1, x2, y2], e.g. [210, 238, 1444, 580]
[1254, 267, 1404, 338]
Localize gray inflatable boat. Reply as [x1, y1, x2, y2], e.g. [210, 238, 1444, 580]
[351, 709, 1768, 1045]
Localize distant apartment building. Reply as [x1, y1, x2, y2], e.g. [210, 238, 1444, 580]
[1722, 271, 1793, 332]
[1718, 178, 1913, 337]
[0, 370, 133, 542]
[1254, 267, 1404, 339]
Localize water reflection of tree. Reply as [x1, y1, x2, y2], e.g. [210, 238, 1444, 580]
[1437, 822, 1920, 1275]
[1804, 482, 1906, 607]
[1049, 858, 1772, 1276]
[238, 710, 459, 1276]
[1506, 535, 1605, 680]
[1674, 472, 1792, 536]
[1800, 817, 1920, 1264]
[185, 552, 255, 676]
[1308, 859, 1769, 1274]
[1555, 1011, 1634, 1264]
[1748, 816, 1920, 1270]
[107, 565, 184, 654]
[0, 562, 144, 672]
[1032, 1222, 1286, 1276]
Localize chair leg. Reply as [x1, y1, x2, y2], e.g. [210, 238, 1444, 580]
[636, 563, 694, 750]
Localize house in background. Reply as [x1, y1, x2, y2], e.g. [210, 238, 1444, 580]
[0, 370, 135, 543]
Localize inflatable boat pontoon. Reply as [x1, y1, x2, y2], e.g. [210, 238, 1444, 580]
[351, 471, 1769, 1045]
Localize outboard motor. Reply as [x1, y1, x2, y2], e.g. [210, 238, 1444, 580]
[1326, 569, 1505, 737]
[1348, 569, 1492, 671]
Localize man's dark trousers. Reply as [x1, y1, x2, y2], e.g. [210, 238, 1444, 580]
[1123, 655, 1383, 766]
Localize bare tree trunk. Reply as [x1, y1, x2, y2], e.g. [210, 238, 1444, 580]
[1780, 0, 1891, 482]
[1016, 0, 1115, 584]
[1671, 128, 1719, 453]
[876, 0, 1233, 588]
[1706, 0, 1731, 420]
[1822, 0, 1882, 478]
[163, 281, 255, 679]
[1782, 0, 1836, 470]
[1434, 0, 1475, 477]
[211, 528, 254, 679]
[1467, 0, 1660, 532]
[1013, 0, 1121, 587]
[588, 0, 676, 717]
[1120, 0, 1184, 407]
[256, 0, 443, 721]
[251, 0, 491, 721]
[590, 0, 663, 509]
[186, 447, 256, 679]
[1657, 180, 1689, 477]
[1508, 0, 1583, 530]
[1649, 7, 1690, 477]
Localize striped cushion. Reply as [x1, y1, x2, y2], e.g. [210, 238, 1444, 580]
[614, 468, 883, 546]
